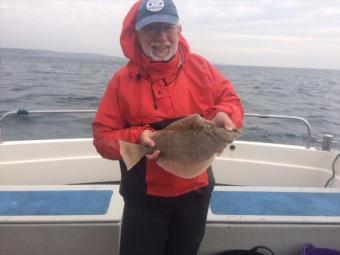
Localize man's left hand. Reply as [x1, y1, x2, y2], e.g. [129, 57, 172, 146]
[212, 112, 235, 131]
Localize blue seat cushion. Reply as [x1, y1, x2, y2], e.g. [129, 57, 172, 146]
[211, 191, 340, 216]
[0, 190, 113, 216]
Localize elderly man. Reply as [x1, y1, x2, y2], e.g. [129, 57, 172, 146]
[92, 0, 243, 254]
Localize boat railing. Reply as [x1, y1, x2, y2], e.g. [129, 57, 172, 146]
[244, 113, 312, 148]
[0, 110, 314, 148]
[0, 109, 96, 144]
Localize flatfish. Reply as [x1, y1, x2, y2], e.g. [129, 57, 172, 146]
[119, 114, 241, 179]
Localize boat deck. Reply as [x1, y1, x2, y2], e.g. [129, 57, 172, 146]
[2, 186, 340, 222]
[1, 185, 340, 255]
[0, 186, 123, 255]
[209, 186, 340, 223]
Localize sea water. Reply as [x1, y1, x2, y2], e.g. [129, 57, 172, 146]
[1, 48, 339, 149]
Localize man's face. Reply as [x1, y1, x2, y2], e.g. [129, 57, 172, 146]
[137, 22, 182, 62]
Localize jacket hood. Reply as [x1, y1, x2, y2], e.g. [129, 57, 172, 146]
[120, 0, 190, 76]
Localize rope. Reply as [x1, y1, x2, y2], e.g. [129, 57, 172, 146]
[324, 152, 340, 187]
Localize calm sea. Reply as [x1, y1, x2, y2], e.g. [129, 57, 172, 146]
[1, 48, 339, 149]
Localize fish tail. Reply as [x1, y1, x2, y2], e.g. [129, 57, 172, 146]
[119, 140, 146, 171]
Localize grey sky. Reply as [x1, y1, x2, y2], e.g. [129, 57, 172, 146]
[1, 0, 340, 69]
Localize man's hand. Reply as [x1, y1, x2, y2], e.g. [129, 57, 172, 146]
[212, 112, 235, 131]
[140, 130, 160, 160]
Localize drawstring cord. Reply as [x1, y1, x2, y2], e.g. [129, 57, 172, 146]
[162, 65, 182, 86]
[135, 73, 159, 109]
[152, 65, 183, 109]
[150, 81, 158, 110]
[137, 54, 183, 110]
[141, 66, 182, 111]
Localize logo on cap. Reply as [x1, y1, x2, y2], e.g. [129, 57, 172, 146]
[146, 0, 164, 12]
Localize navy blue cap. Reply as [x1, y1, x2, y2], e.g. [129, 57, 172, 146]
[135, 0, 179, 30]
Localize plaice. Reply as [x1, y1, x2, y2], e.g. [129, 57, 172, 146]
[120, 114, 241, 179]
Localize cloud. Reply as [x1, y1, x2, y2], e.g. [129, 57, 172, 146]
[1, 0, 340, 69]
[0, 0, 136, 55]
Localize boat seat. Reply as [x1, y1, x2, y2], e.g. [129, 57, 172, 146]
[210, 188, 340, 217]
[201, 186, 340, 255]
[0, 190, 113, 216]
[208, 186, 340, 223]
[0, 185, 123, 255]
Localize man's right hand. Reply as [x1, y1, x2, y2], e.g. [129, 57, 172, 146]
[140, 130, 160, 160]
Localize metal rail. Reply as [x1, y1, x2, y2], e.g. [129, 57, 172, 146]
[244, 113, 312, 148]
[0, 110, 312, 147]
[0, 109, 96, 143]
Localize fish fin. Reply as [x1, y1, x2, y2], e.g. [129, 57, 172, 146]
[231, 129, 242, 139]
[157, 155, 216, 179]
[216, 150, 224, 157]
[220, 128, 243, 144]
[119, 140, 145, 171]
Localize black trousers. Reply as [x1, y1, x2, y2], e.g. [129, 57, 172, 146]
[119, 192, 211, 255]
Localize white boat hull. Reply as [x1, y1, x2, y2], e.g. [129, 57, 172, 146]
[1, 138, 340, 254]
[1, 139, 339, 187]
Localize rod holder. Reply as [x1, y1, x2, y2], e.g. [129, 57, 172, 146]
[322, 134, 334, 151]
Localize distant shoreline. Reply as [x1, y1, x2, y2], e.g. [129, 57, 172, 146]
[1, 47, 340, 72]
[0, 47, 126, 63]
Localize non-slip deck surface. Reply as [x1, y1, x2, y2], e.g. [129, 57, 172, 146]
[211, 191, 340, 216]
[0, 190, 113, 216]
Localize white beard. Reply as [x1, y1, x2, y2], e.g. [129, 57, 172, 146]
[144, 43, 177, 62]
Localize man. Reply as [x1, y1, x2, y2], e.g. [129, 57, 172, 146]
[92, 0, 243, 254]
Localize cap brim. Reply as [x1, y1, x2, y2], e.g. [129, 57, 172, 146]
[135, 14, 178, 30]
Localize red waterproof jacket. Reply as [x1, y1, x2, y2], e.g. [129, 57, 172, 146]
[92, 0, 243, 200]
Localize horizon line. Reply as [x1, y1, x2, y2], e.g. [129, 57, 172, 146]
[1, 46, 340, 72]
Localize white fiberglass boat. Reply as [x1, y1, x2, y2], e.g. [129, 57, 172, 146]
[0, 110, 339, 255]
